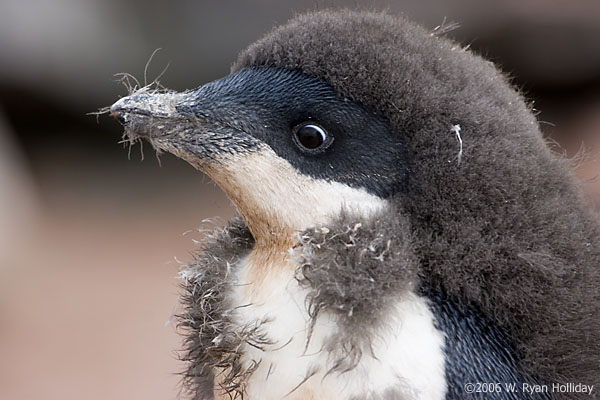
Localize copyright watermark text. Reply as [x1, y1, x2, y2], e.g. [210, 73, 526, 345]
[463, 382, 594, 396]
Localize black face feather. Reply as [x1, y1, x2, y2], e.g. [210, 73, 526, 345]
[175, 67, 408, 198]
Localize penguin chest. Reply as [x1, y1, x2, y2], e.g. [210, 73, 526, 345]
[216, 252, 448, 400]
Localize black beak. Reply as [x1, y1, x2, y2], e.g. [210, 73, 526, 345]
[110, 90, 185, 131]
[109, 83, 263, 164]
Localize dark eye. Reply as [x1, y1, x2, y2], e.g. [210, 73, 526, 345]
[293, 123, 331, 152]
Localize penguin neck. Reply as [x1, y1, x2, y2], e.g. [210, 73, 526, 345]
[203, 149, 389, 249]
[232, 200, 299, 251]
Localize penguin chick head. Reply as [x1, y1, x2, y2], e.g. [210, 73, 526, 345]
[111, 68, 408, 242]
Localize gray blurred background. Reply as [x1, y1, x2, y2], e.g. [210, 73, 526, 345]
[0, 1, 599, 399]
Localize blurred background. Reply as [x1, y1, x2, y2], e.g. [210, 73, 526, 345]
[0, 1, 598, 399]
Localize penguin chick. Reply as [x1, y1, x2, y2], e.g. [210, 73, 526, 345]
[110, 10, 600, 400]
[112, 68, 440, 399]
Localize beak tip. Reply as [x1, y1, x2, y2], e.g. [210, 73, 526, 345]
[110, 101, 127, 124]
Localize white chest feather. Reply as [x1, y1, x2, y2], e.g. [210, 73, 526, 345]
[217, 254, 448, 400]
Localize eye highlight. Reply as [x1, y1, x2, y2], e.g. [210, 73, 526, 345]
[292, 123, 332, 152]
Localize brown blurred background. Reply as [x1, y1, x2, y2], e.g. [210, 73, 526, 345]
[0, 1, 598, 399]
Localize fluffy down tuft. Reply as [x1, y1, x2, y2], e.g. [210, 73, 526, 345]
[178, 210, 421, 398]
[293, 208, 418, 338]
[177, 217, 255, 400]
